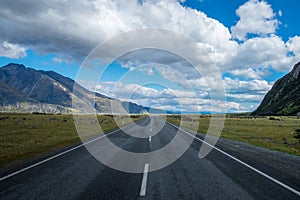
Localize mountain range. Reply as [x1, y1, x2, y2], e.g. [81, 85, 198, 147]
[1, 62, 300, 115]
[0, 63, 162, 114]
[252, 62, 300, 116]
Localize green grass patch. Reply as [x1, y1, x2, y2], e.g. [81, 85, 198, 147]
[167, 115, 300, 156]
[0, 113, 145, 169]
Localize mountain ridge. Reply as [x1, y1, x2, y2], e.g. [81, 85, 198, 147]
[0, 63, 161, 114]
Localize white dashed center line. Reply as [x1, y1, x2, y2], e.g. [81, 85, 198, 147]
[140, 163, 149, 196]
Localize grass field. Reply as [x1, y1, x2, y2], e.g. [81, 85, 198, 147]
[1, 113, 299, 169]
[0, 113, 144, 169]
[167, 115, 300, 156]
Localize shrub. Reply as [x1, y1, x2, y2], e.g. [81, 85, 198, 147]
[293, 129, 300, 143]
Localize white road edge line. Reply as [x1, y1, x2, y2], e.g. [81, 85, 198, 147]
[0, 121, 135, 182]
[140, 163, 149, 196]
[166, 121, 300, 197]
[149, 136, 151, 142]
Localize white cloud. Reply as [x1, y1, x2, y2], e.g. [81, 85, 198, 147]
[230, 68, 264, 79]
[0, 0, 234, 62]
[226, 93, 264, 102]
[80, 80, 227, 112]
[78, 79, 263, 113]
[230, 35, 295, 71]
[1, 0, 300, 113]
[0, 0, 298, 74]
[231, 0, 279, 41]
[52, 57, 63, 64]
[224, 77, 272, 94]
[0, 41, 27, 59]
[95, 81, 197, 100]
[287, 36, 300, 58]
[227, 102, 242, 111]
[222, 77, 273, 111]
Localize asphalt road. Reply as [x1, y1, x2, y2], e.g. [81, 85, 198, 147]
[1, 116, 300, 200]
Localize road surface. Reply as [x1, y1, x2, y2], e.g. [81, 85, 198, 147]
[1, 116, 299, 199]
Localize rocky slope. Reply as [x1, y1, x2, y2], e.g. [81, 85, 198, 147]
[252, 62, 300, 116]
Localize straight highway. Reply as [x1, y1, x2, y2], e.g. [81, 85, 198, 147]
[1, 116, 299, 199]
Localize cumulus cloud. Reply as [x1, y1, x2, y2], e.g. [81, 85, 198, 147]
[1, 0, 300, 112]
[230, 68, 264, 79]
[80, 80, 227, 112]
[229, 35, 296, 71]
[0, 0, 234, 62]
[231, 0, 279, 41]
[287, 36, 300, 58]
[77, 78, 261, 113]
[224, 77, 272, 94]
[226, 93, 263, 102]
[95, 81, 198, 101]
[0, 41, 27, 58]
[223, 77, 273, 111]
[0, 0, 298, 72]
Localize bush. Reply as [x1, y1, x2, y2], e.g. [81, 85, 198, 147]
[269, 117, 280, 121]
[293, 129, 300, 143]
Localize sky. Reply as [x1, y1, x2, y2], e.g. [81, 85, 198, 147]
[0, 0, 299, 113]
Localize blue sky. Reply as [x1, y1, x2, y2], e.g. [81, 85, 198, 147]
[183, 0, 300, 41]
[0, 0, 299, 113]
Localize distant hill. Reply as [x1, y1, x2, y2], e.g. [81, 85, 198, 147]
[0, 63, 162, 114]
[252, 62, 300, 116]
